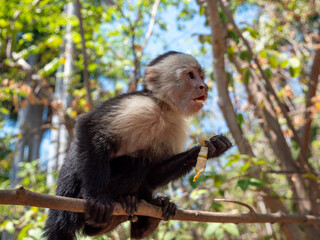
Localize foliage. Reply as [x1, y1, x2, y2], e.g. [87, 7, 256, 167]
[0, 160, 53, 239]
[0, 0, 319, 239]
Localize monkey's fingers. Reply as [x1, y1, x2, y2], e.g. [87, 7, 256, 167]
[152, 196, 176, 221]
[218, 135, 232, 149]
[120, 195, 137, 216]
[86, 199, 114, 224]
[205, 140, 216, 157]
[208, 135, 231, 157]
[162, 201, 177, 221]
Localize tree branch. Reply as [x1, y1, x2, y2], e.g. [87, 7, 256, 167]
[75, 0, 93, 109]
[206, 0, 254, 157]
[301, 46, 320, 154]
[218, 0, 312, 172]
[136, 0, 161, 59]
[1, 187, 320, 226]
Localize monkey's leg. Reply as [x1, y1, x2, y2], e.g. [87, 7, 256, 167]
[83, 216, 128, 236]
[131, 216, 161, 239]
[44, 210, 84, 240]
[130, 197, 176, 239]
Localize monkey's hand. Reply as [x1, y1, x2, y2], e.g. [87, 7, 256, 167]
[151, 196, 177, 221]
[120, 195, 138, 217]
[206, 134, 232, 158]
[85, 195, 114, 225]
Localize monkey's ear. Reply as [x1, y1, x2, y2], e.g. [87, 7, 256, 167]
[144, 68, 159, 89]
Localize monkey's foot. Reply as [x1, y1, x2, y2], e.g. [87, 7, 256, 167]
[120, 195, 138, 217]
[85, 197, 114, 225]
[152, 196, 177, 220]
[206, 134, 232, 158]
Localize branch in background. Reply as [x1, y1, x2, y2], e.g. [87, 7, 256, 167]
[6, 0, 41, 59]
[137, 0, 160, 59]
[10, 52, 75, 137]
[75, 0, 93, 109]
[206, 0, 254, 157]
[128, 0, 160, 91]
[219, 0, 316, 174]
[205, 1, 311, 238]
[301, 46, 320, 153]
[1, 187, 320, 226]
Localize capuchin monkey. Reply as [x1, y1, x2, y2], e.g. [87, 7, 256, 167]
[43, 51, 232, 240]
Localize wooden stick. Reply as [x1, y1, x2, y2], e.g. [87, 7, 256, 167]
[1, 187, 320, 225]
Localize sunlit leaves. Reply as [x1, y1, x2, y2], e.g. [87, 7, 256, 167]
[237, 178, 266, 191]
[237, 113, 244, 126]
[39, 57, 61, 77]
[243, 26, 259, 39]
[204, 223, 240, 239]
[45, 35, 63, 48]
[288, 57, 301, 77]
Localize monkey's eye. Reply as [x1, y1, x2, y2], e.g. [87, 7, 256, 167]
[188, 72, 195, 80]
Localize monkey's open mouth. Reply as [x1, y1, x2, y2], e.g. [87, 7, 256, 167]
[194, 96, 206, 104]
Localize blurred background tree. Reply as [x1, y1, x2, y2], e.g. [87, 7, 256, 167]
[0, 0, 319, 239]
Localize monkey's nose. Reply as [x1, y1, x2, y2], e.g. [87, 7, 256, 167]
[199, 83, 208, 91]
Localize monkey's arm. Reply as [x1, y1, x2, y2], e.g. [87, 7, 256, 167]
[147, 135, 232, 188]
[147, 147, 199, 188]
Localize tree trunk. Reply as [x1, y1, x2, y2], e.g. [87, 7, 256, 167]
[205, 1, 306, 239]
[47, 2, 75, 186]
[10, 54, 44, 187]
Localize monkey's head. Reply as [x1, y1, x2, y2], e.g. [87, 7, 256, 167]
[143, 51, 208, 115]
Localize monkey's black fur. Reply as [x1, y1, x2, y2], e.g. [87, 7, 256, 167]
[43, 53, 232, 240]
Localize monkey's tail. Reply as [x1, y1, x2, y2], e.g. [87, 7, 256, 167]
[43, 209, 82, 240]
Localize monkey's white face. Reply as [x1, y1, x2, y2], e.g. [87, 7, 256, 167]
[174, 66, 208, 115]
[144, 53, 208, 116]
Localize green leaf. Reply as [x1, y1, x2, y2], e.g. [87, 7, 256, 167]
[224, 154, 240, 168]
[227, 45, 235, 59]
[72, 32, 82, 43]
[199, 6, 205, 15]
[0, 107, 10, 114]
[259, 50, 267, 58]
[288, 57, 301, 69]
[22, 33, 33, 41]
[240, 162, 251, 172]
[243, 68, 250, 84]
[223, 223, 240, 236]
[237, 113, 244, 126]
[214, 174, 225, 188]
[0, 19, 9, 27]
[243, 27, 259, 39]
[215, 227, 225, 239]
[237, 179, 250, 191]
[229, 30, 240, 43]
[46, 35, 63, 48]
[248, 178, 266, 189]
[240, 50, 251, 61]
[265, 68, 273, 79]
[3, 221, 15, 234]
[40, 58, 60, 76]
[269, 56, 278, 68]
[190, 189, 208, 200]
[163, 231, 175, 240]
[289, 66, 300, 78]
[17, 224, 33, 240]
[280, 59, 289, 68]
[204, 223, 222, 237]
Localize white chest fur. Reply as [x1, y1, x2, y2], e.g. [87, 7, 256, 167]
[105, 95, 188, 159]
